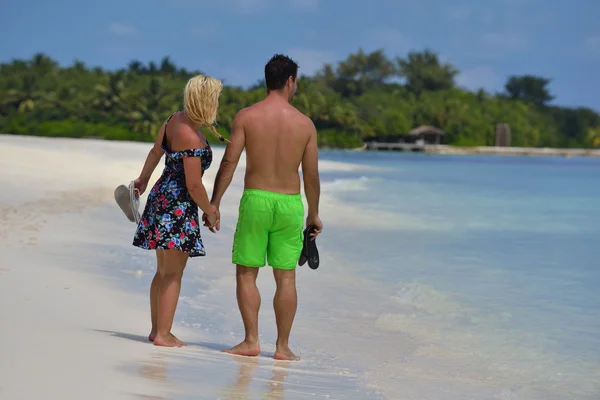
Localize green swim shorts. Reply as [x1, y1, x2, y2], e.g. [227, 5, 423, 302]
[232, 189, 304, 270]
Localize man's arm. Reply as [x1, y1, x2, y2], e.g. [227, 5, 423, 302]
[301, 122, 322, 235]
[210, 111, 246, 208]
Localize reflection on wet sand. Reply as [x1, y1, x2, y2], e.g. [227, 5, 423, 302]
[221, 356, 260, 400]
[135, 352, 169, 400]
[220, 357, 293, 400]
[266, 361, 291, 400]
[130, 342, 298, 400]
[139, 352, 168, 382]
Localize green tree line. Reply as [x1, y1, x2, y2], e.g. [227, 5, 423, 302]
[1, 50, 599, 148]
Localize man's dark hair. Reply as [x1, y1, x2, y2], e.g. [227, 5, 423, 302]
[264, 54, 299, 91]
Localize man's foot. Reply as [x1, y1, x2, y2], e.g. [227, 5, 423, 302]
[154, 333, 187, 347]
[222, 340, 261, 357]
[273, 346, 300, 361]
[148, 330, 157, 342]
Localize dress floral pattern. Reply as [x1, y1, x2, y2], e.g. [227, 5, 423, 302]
[132, 113, 212, 257]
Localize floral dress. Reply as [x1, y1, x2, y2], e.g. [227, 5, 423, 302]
[132, 113, 212, 257]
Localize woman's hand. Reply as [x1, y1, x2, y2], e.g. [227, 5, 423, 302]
[202, 205, 220, 233]
[133, 177, 148, 196]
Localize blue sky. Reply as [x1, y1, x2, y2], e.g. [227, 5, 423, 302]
[1, 0, 599, 110]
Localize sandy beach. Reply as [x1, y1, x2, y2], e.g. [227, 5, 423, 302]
[0, 134, 384, 400]
[2, 134, 599, 400]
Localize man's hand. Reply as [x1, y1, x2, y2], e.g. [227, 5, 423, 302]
[133, 177, 148, 196]
[202, 206, 221, 233]
[306, 215, 323, 239]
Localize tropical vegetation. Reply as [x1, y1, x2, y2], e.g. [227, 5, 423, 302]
[1, 50, 599, 148]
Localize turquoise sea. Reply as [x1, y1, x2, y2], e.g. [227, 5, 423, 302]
[315, 151, 600, 397]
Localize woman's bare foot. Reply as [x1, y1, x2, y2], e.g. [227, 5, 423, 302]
[148, 330, 157, 342]
[174, 335, 187, 347]
[273, 346, 300, 361]
[154, 333, 187, 347]
[222, 340, 260, 357]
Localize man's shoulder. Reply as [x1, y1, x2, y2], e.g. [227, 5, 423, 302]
[285, 104, 314, 127]
[234, 101, 268, 122]
[234, 105, 253, 119]
[296, 110, 316, 133]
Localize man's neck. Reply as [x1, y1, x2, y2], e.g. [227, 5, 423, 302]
[265, 90, 289, 103]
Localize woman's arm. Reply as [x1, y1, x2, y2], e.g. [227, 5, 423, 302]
[183, 155, 217, 216]
[175, 126, 218, 218]
[133, 122, 167, 195]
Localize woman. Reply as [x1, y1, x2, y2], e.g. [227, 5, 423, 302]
[131, 74, 227, 347]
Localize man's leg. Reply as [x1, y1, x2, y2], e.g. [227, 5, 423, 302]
[272, 268, 299, 360]
[149, 250, 164, 342]
[226, 190, 271, 356]
[267, 194, 304, 361]
[223, 265, 261, 356]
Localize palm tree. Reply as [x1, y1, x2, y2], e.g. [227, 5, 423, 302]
[159, 57, 177, 75]
[128, 77, 177, 137]
[1, 74, 52, 114]
[396, 50, 457, 97]
[92, 73, 130, 121]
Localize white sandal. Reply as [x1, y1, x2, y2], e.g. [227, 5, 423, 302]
[114, 181, 141, 224]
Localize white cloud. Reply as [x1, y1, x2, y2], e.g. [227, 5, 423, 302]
[108, 23, 138, 36]
[285, 48, 337, 77]
[289, 0, 318, 11]
[480, 32, 530, 53]
[456, 66, 499, 91]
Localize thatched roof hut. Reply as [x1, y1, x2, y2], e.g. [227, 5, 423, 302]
[408, 125, 445, 144]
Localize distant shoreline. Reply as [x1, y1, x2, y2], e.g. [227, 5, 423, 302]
[3, 133, 599, 158]
[360, 143, 600, 157]
[428, 145, 600, 158]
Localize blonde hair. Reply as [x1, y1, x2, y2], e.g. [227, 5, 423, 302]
[183, 75, 229, 143]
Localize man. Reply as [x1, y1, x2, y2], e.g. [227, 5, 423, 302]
[206, 54, 322, 361]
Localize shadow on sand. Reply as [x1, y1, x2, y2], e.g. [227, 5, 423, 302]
[92, 329, 228, 352]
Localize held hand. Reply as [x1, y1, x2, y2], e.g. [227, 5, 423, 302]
[306, 215, 323, 239]
[202, 206, 220, 233]
[133, 177, 148, 196]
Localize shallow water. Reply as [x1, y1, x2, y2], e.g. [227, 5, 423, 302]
[316, 151, 600, 397]
[100, 149, 600, 399]
[320, 152, 600, 355]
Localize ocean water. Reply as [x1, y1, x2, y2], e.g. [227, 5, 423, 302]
[316, 151, 600, 397]
[99, 148, 600, 399]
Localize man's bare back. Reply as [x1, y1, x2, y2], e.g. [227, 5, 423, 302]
[239, 97, 314, 194]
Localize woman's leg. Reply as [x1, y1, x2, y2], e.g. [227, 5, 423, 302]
[148, 251, 164, 342]
[154, 249, 189, 347]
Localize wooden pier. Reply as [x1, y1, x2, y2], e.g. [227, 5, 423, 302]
[363, 142, 426, 152]
[362, 124, 600, 157]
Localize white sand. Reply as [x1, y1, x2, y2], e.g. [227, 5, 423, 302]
[0, 135, 382, 400]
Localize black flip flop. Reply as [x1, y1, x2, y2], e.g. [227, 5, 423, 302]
[298, 225, 319, 270]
